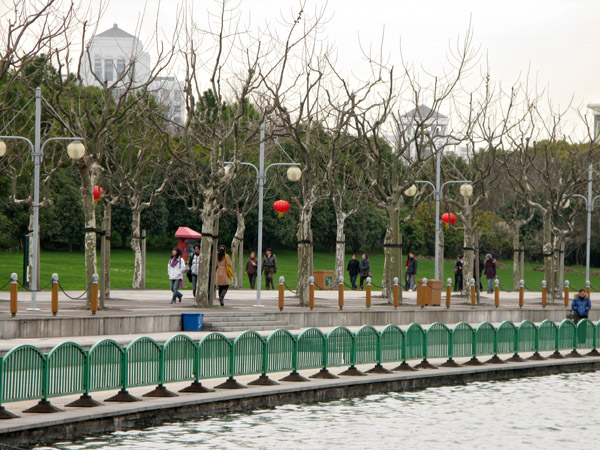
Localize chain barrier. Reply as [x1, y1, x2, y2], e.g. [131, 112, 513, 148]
[0, 278, 11, 291]
[58, 282, 91, 300]
[16, 278, 53, 292]
[283, 281, 297, 295]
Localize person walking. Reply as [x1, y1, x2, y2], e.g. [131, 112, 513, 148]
[359, 254, 371, 290]
[453, 255, 464, 292]
[346, 254, 360, 290]
[188, 244, 201, 297]
[215, 245, 232, 306]
[245, 251, 258, 289]
[571, 289, 591, 324]
[168, 247, 186, 304]
[405, 252, 418, 291]
[262, 248, 277, 290]
[484, 253, 497, 294]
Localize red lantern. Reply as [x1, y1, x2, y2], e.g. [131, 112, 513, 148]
[441, 213, 456, 228]
[93, 186, 105, 203]
[273, 200, 290, 218]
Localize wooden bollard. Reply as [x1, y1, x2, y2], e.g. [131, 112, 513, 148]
[366, 277, 372, 309]
[278, 276, 285, 311]
[338, 277, 344, 310]
[91, 274, 99, 315]
[494, 279, 500, 308]
[445, 278, 452, 308]
[51, 273, 59, 316]
[586, 281, 591, 298]
[519, 280, 524, 308]
[470, 278, 476, 306]
[418, 278, 428, 308]
[10, 273, 18, 317]
[564, 280, 570, 308]
[541, 280, 547, 308]
[309, 276, 315, 310]
[393, 277, 399, 309]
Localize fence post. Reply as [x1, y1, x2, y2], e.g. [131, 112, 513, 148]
[519, 280, 524, 308]
[586, 280, 591, 298]
[494, 279, 500, 308]
[309, 276, 315, 311]
[541, 280, 547, 308]
[393, 277, 399, 309]
[51, 273, 59, 316]
[445, 278, 452, 308]
[366, 277, 372, 309]
[278, 276, 285, 311]
[10, 273, 17, 317]
[418, 278, 428, 308]
[564, 280, 570, 307]
[470, 278, 476, 306]
[338, 277, 344, 310]
[91, 274, 99, 315]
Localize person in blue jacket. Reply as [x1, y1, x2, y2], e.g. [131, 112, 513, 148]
[571, 289, 591, 323]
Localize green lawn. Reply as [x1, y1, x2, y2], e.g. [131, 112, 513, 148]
[0, 249, 598, 291]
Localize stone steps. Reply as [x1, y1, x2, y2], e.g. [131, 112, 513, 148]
[202, 313, 288, 332]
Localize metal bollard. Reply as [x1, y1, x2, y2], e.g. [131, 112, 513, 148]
[338, 276, 344, 310]
[278, 276, 285, 311]
[309, 276, 315, 311]
[586, 280, 591, 298]
[564, 280, 570, 307]
[51, 273, 59, 316]
[494, 279, 500, 308]
[470, 278, 476, 306]
[393, 277, 399, 309]
[366, 277, 372, 309]
[446, 278, 452, 308]
[91, 274, 99, 315]
[519, 280, 525, 308]
[10, 273, 18, 317]
[541, 280, 547, 308]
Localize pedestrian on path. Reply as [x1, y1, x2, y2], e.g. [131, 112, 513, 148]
[188, 244, 201, 297]
[346, 254, 360, 290]
[215, 245, 232, 306]
[168, 247, 186, 304]
[245, 252, 258, 289]
[359, 254, 371, 290]
[405, 252, 418, 291]
[453, 255, 463, 292]
[571, 289, 591, 324]
[484, 254, 497, 294]
[262, 248, 277, 290]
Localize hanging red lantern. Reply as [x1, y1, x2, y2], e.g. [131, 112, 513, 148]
[441, 213, 456, 228]
[273, 200, 290, 218]
[93, 186, 105, 203]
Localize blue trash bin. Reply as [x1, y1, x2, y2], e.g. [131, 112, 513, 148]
[182, 313, 204, 331]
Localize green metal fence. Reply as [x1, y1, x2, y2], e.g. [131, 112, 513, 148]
[1, 320, 599, 417]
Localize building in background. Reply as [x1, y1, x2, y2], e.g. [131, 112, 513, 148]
[79, 24, 184, 125]
[589, 104, 600, 141]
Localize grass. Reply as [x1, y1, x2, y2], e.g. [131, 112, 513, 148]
[1, 248, 599, 291]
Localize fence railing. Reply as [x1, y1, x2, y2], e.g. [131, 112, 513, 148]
[1, 319, 599, 419]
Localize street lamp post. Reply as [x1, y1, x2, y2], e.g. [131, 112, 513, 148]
[225, 122, 301, 307]
[0, 87, 85, 310]
[571, 163, 600, 284]
[404, 150, 472, 281]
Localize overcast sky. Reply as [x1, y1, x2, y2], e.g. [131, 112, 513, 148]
[74, 0, 600, 132]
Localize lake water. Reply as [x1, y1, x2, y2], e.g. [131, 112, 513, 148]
[37, 371, 600, 450]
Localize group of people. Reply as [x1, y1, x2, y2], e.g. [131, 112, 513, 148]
[453, 253, 497, 293]
[346, 254, 372, 290]
[167, 245, 280, 306]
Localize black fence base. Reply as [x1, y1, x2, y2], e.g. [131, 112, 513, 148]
[506, 353, 526, 363]
[485, 355, 505, 364]
[280, 371, 310, 382]
[587, 349, 600, 357]
[24, 399, 63, 414]
[339, 366, 366, 376]
[66, 394, 103, 407]
[392, 362, 416, 371]
[415, 359, 437, 370]
[105, 389, 141, 402]
[549, 350, 564, 359]
[463, 357, 484, 366]
[0, 406, 18, 419]
[215, 377, 246, 389]
[567, 350, 583, 358]
[143, 385, 178, 398]
[366, 363, 393, 374]
[309, 369, 339, 379]
[248, 375, 279, 386]
[527, 352, 545, 361]
[180, 381, 213, 393]
[440, 358, 461, 368]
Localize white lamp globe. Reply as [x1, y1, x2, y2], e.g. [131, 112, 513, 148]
[224, 164, 232, 175]
[404, 184, 418, 197]
[0, 141, 6, 157]
[287, 166, 302, 181]
[459, 183, 473, 197]
[67, 141, 85, 160]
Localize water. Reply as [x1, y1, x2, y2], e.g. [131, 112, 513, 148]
[37, 371, 600, 450]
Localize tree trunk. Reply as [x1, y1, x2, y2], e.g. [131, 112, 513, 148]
[79, 168, 97, 306]
[100, 202, 112, 306]
[382, 203, 402, 301]
[297, 205, 313, 307]
[512, 225, 520, 290]
[230, 214, 245, 289]
[461, 197, 474, 295]
[541, 211, 554, 302]
[131, 207, 144, 289]
[195, 198, 220, 307]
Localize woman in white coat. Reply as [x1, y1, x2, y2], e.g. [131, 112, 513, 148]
[168, 247, 186, 304]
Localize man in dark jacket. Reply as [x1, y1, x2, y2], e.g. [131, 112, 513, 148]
[571, 289, 591, 323]
[346, 254, 360, 290]
[262, 248, 277, 290]
[405, 252, 418, 291]
[454, 255, 463, 292]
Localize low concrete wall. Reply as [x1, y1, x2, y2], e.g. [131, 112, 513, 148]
[1, 358, 598, 448]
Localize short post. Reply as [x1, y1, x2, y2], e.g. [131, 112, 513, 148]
[586, 280, 591, 298]
[91, 274, 99, 315]
[309, 276, 315, 311]
[564, 280, 570, 307]
[278, 276, 285, 311]
[541, 280, 547, 308]
[393, 277, 399, 309]
[338, 276, 344, 310]
[366, 277, 372, 309]
[519, 280, 525, 308]
[494, 279, 500, 308]
[10, 273, 18, 317]
[418, 278, 428, 309]
[470, 278, 476, 306]
[51, 273, 59, 316]
[445, 278, 452, 308]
